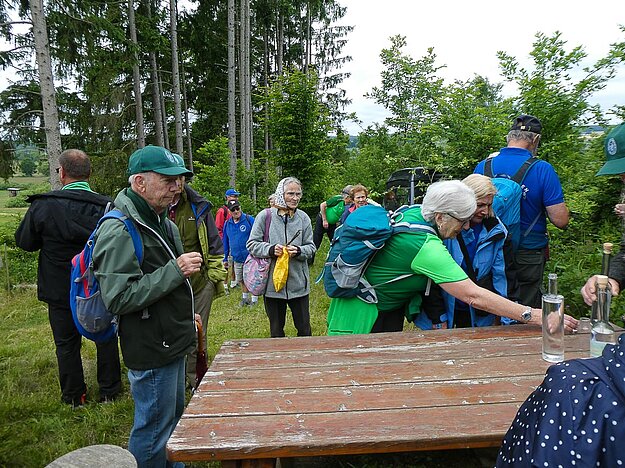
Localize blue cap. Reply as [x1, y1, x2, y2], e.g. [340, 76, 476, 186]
[225, 188, 240, 197]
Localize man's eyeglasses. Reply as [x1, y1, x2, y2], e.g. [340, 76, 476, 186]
[230, 207, 241, 212]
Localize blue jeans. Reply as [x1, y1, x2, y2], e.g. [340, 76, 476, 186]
[128, 357, 186, 468]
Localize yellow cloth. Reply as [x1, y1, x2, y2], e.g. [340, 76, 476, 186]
[273, 249, 290, 292]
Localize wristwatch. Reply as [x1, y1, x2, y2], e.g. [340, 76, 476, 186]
[520, 306, 532, 323]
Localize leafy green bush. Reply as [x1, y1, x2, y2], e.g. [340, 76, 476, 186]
[5, 197, 28, 208]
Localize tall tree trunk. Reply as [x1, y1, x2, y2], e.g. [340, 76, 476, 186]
[30, 0, 63, 190]
[227, 0, 237, 186]
[181, 60, 193, 171]
[276, 10, 283, 76]
[238, 0, 246, 168]
[158, 72, 170, 149]
[147, 0, 164, 146]
[170, 0, 183, 156]
[244, 0, 252, 172]
[128, 0, 145, 148]
[305, 1, 311, 72]
[150, 53, 165, 146]
[263, 26, 270, 154]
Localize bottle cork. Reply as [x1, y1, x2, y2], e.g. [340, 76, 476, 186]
[603, 243, 613, 255]
[596, 274, 609, 289]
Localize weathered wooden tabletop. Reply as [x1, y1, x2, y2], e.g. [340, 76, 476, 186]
[167, 325, 598, 466]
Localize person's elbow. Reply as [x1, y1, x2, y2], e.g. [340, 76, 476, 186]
[546, 203, 569, 230]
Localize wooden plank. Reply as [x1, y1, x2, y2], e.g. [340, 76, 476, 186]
[167, 402, 520, 462]
[213, 326, 544, 358]
[210, 334, 593, 371]
[198, 350, 589, 392]
[184, 375, 543, 417]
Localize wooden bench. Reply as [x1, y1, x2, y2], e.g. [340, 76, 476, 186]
[167, 325, 604, 467]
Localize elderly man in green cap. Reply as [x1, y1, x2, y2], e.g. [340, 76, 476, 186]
[581, 123, 625, 305]
[93, 145, 202, 467]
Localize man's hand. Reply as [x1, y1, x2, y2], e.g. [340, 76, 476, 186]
[177, 252, 203, 278]
[322, 219, 329, 229]
[581, 275, 620, 306]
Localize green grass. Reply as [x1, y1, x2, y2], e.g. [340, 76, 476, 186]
[0, 240, 496, 467]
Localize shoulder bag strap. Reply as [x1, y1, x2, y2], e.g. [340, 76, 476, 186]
[457, 234, 477, 282]
[263, 208, 271, 242]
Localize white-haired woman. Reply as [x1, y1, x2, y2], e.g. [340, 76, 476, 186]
[417, 174, 519, 329]
[247, 177, 316, 337]
[327, 180, 578, 334]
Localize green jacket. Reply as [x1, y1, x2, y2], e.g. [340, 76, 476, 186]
[93, 189, 195, 370]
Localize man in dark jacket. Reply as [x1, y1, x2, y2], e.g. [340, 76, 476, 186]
[93, 145, 201, 467]
[15, 149, 121, 407]
[169, 179, 227, 388]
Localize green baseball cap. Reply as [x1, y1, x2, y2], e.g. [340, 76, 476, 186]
[597, 123, 625, 176]
[127, 145, 193, 177]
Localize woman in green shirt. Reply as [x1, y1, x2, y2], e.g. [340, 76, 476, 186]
[327, 180, 579, 334]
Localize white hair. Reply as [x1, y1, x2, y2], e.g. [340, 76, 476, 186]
[128, 172, 153, 188]
[421, 180, 477, 222]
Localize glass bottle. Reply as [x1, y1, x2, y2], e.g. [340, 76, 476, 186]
[542, 273, 564, 363]
[591, 242, 613, 323]
[590, 275, 616, 357]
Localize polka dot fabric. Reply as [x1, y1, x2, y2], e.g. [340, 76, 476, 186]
[496, 334, 625, 467]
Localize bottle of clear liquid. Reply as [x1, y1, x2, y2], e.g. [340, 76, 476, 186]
[591, 243, 613, 324]
[542, 273, 564, 363]
[590, 275, 616, 357]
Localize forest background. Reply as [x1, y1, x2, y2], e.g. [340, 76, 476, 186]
[0, 1, 625, 464]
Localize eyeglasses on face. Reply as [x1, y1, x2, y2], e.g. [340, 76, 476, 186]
[285, 191, 302, 198]
[230, 207, 241, 212]
[447, 213, 472, 225]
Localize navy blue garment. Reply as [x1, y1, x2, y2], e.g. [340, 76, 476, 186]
[496, 334, 625, 467]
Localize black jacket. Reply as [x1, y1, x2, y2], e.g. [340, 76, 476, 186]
[15, 189, 112, 306]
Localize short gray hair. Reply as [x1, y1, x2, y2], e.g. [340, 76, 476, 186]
[128, 172, 152, 187]
[421, 180, 477, 222]
[507, 129, 539, 145]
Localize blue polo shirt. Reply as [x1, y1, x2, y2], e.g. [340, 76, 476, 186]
[474, 147, 565, 249]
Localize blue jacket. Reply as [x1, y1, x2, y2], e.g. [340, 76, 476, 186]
[415, 216, 518, 329]
[223, 214, 254, 263]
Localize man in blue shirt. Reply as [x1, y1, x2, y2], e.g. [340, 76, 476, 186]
[475, 115, 569, 307]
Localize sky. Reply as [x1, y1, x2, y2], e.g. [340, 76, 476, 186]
[336, 0, 625, 134]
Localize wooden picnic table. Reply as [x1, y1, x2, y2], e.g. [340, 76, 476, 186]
[167, 325, 610, 467]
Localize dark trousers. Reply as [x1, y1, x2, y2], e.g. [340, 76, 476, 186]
[313, 213, 337, 249]
[48, 304, 122, 403]
[371, 307, 405, 333]
[514, 248, 547, 309]
[263, 295, 312, 338]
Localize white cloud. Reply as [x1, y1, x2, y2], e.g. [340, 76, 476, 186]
[337, 0, 625, 134]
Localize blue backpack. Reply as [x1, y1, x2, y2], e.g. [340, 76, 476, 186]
[320, 204, 436, 303]
[483, 155, 539, 252]
[70, 210, 143, 343]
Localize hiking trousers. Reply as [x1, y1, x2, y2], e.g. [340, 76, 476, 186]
[48, 303, 122, 403]
[264, 295, 312, 338]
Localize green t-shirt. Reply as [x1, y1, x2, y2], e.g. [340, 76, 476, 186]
[325, 194, 345, 225]
[364, 207, 467, 312]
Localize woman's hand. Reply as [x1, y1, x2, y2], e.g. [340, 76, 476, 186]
[564, 314, 579, 334]
[274, 244, 284, 257]
[286, 245, 299, 257]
